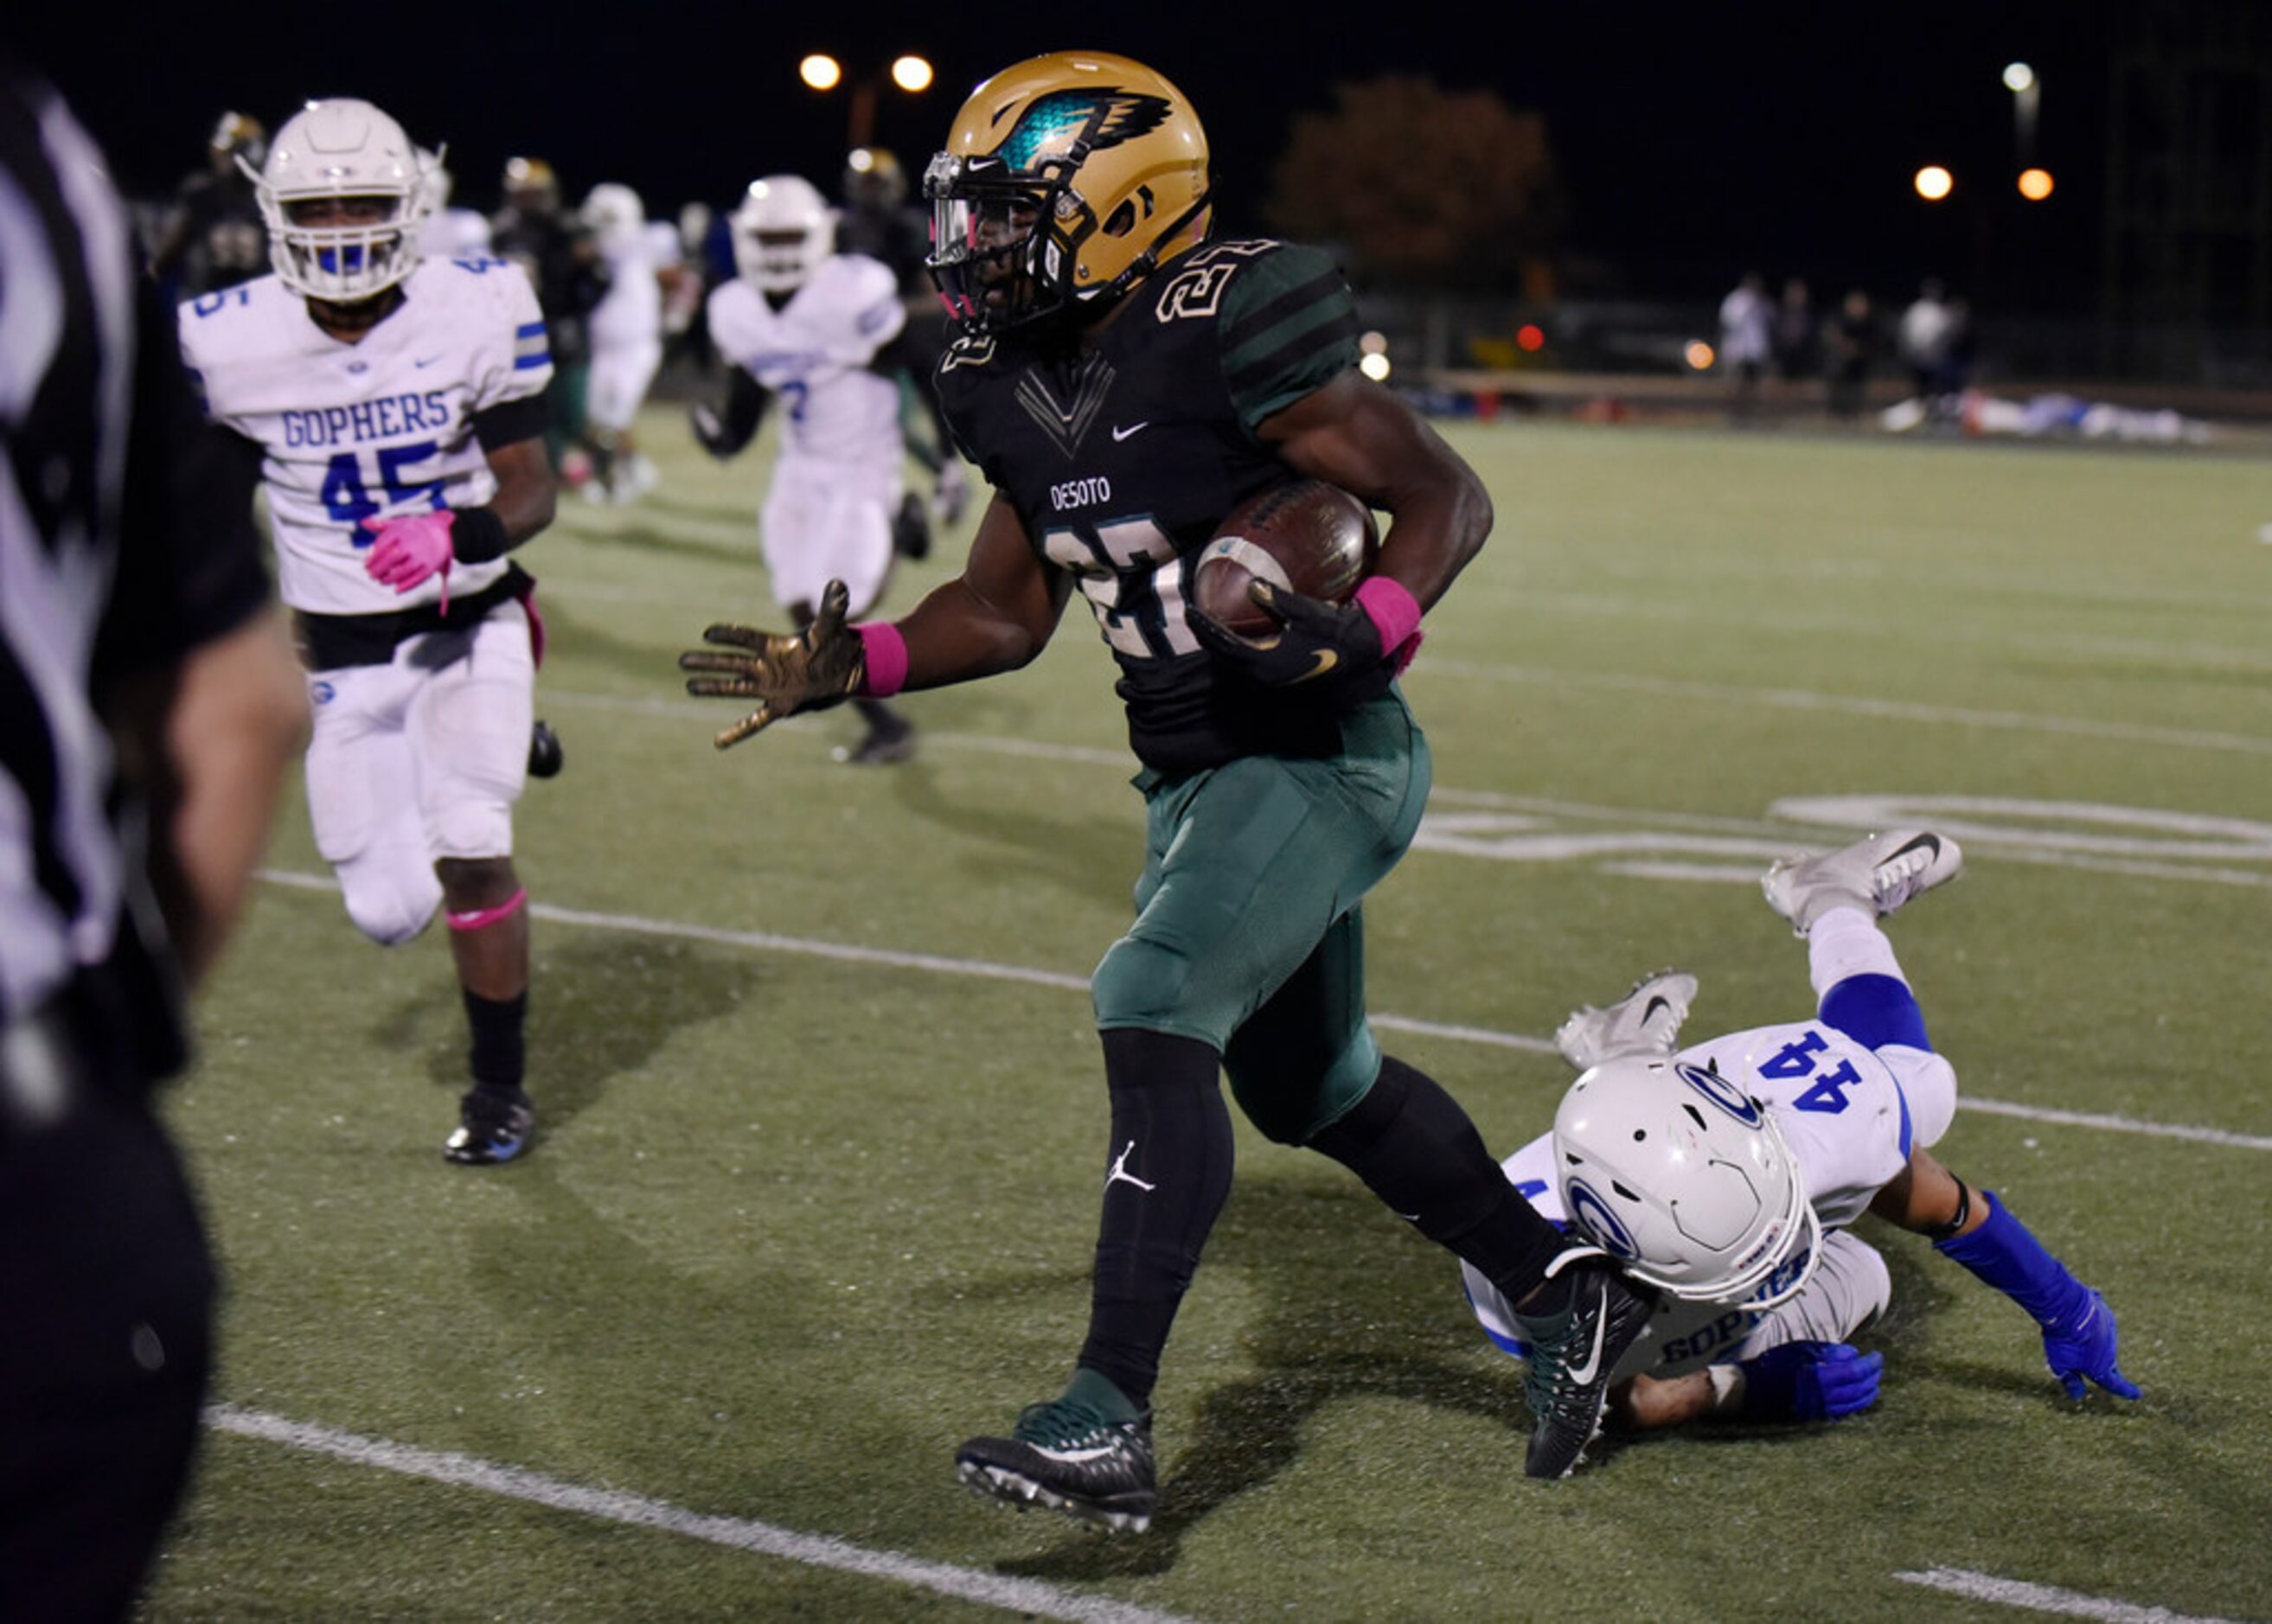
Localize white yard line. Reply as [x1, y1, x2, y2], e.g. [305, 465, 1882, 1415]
[1424, 661, 2272, 759]
[1894, 1566, 2243, 1623]
[251, 870, 2268, 1151]
[205, 1404, 1195, 1624]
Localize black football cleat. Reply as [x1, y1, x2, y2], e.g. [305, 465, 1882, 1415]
[1514, 1248, 1656, 1479]
[891, 491, 933, 561]
[528, 719, 565, 779]
[956, 1395, 1156, 1533]
[443, 1087, 535, 1166]
[834, 713, 916, 766]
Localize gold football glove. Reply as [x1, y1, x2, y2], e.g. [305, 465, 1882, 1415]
[679, 579, 867, 749]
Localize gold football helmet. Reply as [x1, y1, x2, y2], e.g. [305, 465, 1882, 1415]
[924, 50, 1211, 335]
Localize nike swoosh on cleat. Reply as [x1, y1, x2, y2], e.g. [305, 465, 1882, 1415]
[1568, 1282, 1611, 1384]
[1642, 998, 1670, 1022]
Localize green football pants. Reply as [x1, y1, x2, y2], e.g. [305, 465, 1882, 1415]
[1091, 689, 1432, 1144]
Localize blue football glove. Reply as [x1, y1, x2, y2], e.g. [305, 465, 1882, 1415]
[1189, 579, 1386, 687]
[1936, 1192, 2142, 1403]
[2042, 1288, 2141, 1401]
[1738, 1340, 1885, 1423]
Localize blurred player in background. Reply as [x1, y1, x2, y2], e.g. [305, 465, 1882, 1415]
[180, 97, 561, 1165]
[415, 147, 493, 263]
[837, 145, 968, 534]
[689, 173, 922, 764]
[577, 182, 669, 503]
[148, 110, 269, 299]
[681, 51, 1654, 1521]
[1465, 830, 2140, 1439]
[492, 156, 606, 480]
[2, 62, 304, 1617]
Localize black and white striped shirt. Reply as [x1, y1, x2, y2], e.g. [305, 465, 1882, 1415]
[0, 65, 268, 1083]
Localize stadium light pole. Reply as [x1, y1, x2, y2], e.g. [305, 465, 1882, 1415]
[801, 54, 935, 152]
[2004, 62, 2041, 169]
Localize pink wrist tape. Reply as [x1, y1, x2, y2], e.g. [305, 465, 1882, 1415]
[1354, 577, 1423, 656]
[855, 621, 909, 698]
[447, 887, 528, 933]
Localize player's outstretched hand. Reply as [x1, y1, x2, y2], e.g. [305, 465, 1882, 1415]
[1738, 1340, 1885, 1423]
[2043, 1288, 2141, 1400]
[1190, 579, 1385, 687]
[680, 579, 866, 749]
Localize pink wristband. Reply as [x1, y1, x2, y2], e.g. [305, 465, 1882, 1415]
[855, 621, 909, 698]
[1354, 576, 1423, 654]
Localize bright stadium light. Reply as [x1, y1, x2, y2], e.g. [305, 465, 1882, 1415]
[808, 53, 936, 147]
[1359, 329, 1389, 356]
[1914, 165, 1955, 201]
[2003, 61, 2036, 93]
[2018, 167, 2055, 201]
[1359, 350, 1392, 381]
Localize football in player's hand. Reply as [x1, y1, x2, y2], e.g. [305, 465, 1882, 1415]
[1194, 480, 1379, 640]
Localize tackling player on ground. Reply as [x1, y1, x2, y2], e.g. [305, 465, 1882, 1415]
[682, 50, 1654, 1521]
[1464, 830, 2139, 1438]
[180, 98, 559, 1165]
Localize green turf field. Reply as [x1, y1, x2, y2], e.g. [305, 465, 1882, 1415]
[145, 416, 2272, 1621]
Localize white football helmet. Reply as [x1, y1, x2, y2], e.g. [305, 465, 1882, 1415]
[732, 175, 834, 292]
[1552, 1055, 1822, 1309]
[581, 182, 646, 248]
[248, 98, 430, 301]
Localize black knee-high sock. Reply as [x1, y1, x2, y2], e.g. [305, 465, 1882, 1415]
[1306, 1054, 1565, 1307]
[1075, 1028, 1234, 1410]
[464, 989, 527, 1096]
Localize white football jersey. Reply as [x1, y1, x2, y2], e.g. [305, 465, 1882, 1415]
[590, 232, 665, 349]
[180, 259, 551, 616]
[706, 254, 904, 469]
[1676, 1019, 1914, 1232]
[1464, 1018, 1915, 1384]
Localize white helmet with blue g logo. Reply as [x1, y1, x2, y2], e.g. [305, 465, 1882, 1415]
[1552, 1055, 1821, 1309]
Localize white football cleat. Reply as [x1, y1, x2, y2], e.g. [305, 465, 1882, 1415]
[1554, 969, 1699, 1071]
[1761, 829, 1963, 936]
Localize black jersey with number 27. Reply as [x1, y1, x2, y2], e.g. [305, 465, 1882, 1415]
[931, 239, 1371, 776]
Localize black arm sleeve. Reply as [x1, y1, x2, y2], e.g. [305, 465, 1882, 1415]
[94, 282, 272, 686]
[868, 316, 957, 470]
[701, 368, 769, 458]
[472, 393, 547, 451]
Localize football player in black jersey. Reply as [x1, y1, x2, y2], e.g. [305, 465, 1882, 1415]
[682, 50, 1652, 1514]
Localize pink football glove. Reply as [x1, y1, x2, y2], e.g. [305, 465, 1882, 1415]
[362, 512, 457, 605]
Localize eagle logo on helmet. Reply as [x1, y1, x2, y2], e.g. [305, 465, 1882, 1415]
[994, 92, 1174, 169]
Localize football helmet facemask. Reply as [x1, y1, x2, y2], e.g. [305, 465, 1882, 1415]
[1552, 1055, 1822, 1310]
[732, 175, 834, 293]
[249, 98, 430, 303]
[924, 50, 1211, 336]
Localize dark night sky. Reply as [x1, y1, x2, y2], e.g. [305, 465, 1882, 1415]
[19, 1, 2130, 311]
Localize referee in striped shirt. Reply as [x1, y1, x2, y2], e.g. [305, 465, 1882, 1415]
[0, 61, 304, 1619]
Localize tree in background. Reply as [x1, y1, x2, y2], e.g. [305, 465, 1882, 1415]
[1267, 76, 1561, 291]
